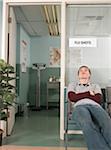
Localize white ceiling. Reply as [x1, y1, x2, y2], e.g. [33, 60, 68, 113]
[14, 5, 111, 37]
[14, 6, 49, 36]
[67, 6, 111, 37]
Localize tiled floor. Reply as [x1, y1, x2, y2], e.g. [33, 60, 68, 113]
[3, 109, 86, 147]
[0, 146, 87, 150]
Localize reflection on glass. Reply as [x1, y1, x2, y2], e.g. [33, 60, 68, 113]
[66, 5, 111, 88]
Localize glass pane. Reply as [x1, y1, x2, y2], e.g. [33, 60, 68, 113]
[66, 5, 111, 87]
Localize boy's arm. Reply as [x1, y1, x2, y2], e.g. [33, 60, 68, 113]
[68, 91, 102, 104]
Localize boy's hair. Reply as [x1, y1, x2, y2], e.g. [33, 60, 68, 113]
[78, 65, 91, 75]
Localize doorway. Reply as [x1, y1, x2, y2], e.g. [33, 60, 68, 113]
[2, 0, 111, 147]
[3, 3, 62, 146]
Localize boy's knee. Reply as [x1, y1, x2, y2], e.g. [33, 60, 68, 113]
[73, 106, 91, 124]
[74, 106, 88, 116]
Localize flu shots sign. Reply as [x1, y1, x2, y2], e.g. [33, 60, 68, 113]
[69, 38, 97, 48]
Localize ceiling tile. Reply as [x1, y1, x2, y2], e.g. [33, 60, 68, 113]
[20, 22, 35, 36]
[30, 21, 49, 36]
[21, 5, 44, 21]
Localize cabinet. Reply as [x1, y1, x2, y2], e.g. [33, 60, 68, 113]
[46, 82, 60, 109]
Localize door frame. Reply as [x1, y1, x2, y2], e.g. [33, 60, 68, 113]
[2, 0, 111, 140]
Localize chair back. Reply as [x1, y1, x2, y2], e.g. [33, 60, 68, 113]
[106, 87, 111, 103]
[106, 87, 111, 116]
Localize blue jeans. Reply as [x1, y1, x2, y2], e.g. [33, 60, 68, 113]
[72, 104, 111, 150]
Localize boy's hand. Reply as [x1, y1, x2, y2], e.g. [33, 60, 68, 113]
[89, 90, 95, 96]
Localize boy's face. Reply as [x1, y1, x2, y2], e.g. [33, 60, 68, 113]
[78, 67, 90, 80]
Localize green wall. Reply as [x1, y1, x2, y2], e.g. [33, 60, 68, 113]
[28, 36, 60, 106]
[30, 36, 60, 66]
[28, 67, 60, 106]
[16, 24, 30, 104]
[16, 28, 61, 107]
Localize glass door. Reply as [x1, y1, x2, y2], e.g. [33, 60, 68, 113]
[65, 5, 111, 88]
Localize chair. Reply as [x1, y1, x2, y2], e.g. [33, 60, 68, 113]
[106, 87, 111, 117]
[64, 87, 106, 150]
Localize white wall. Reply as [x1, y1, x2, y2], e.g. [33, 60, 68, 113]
[9, 7, 17, 68]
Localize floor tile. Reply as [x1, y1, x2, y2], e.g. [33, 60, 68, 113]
[4, 109, 86, 147]
[0, 146, 87, 150]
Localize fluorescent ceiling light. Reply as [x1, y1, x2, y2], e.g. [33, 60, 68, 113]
[43, 5, 60, 36]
